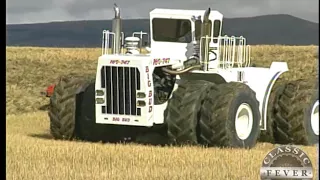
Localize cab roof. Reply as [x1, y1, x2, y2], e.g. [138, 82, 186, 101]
[150, 8, 223, 19]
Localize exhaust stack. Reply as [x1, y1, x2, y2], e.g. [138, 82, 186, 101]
[200, 8, 211, 71]
[112, 4, 122, 54]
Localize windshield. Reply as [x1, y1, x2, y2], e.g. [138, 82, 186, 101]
[152, 18, 192, 43]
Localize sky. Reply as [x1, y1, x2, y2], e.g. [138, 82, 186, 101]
[6, 0, 319, 24]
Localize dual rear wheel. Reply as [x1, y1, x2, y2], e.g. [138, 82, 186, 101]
[165, 79, 319, 148]
[164, 80, 261, 148]
[261, 79, 319, 145]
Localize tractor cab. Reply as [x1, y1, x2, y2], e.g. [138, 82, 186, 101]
[149, 8, 223, 64]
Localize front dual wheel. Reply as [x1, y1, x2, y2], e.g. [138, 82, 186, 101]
[199, 82, 261, 148]
[165, 80, 261, 148]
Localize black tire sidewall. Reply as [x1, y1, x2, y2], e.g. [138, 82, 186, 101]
[76, 81, 116, 142]
[79, 82, 95, 123]
[75, 81, 97, 140]
[227, 91, 261, 147]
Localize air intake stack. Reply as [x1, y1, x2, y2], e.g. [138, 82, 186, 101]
[200, 8, 211, 71]
[112, 4, 122, 54]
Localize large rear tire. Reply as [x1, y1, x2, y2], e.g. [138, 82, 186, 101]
[164, 80, 213, 145]
[273, 79, 319, 145]
[199, 82, 261, 148]
[48, 76, 87, 140]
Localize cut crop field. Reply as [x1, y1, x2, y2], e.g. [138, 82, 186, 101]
[6, 46, 319, 180]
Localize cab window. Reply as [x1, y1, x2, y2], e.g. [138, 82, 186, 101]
[195, 19, 221, 43]
[195, 20, 212, 41]
[152, 18, 192, 43]
[213, 20, 221, 43]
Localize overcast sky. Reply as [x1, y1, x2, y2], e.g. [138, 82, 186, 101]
[6, 0, 319, 24]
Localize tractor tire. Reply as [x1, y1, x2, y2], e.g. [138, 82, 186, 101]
[258, 83, 286, 143]
[48, 76, 88, 140]
[273, 79, 319, 145]
[164, 80, 214, 145]
[199, 82, 261, 148]
[153, 68, 176, 105]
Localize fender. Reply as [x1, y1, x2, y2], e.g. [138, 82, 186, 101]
[261, 62, 289, 130]
[227, 62, 288, 131]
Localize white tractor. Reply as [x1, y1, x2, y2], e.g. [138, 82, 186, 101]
[48, 4, 319, 148]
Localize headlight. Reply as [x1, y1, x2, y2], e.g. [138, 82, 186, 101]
[96, 90, 104, 96]
[137, 101, 146, 107]
[137, 92, 146, 98]
[95, 98, 105, 104]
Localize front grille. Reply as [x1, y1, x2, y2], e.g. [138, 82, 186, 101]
[100, 66, 141, 116]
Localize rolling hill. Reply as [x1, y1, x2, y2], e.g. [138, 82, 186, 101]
[6, 14, 319, 47]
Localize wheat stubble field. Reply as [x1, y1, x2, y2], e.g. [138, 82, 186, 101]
[6, 46, 319, 180]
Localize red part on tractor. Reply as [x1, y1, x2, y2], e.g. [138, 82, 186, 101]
[45, 84, 56, 97]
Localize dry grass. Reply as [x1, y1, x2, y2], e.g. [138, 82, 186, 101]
[6, 46, 319, 180]
[6, 112, 319, 180]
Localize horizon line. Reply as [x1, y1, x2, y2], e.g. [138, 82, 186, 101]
[6, 13, 318, 25]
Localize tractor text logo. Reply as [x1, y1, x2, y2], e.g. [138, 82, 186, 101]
[153, 58, 170, 65]
[109, 60, 130, 64]
[112, 117, 130, 122]
[146, 66, 152, 113]
[260, 145, 313, 179]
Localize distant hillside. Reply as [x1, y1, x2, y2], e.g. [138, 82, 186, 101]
[6, 14, 319, 47]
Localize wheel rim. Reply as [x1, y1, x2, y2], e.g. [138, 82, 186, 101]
[235, 103, 254, 140]
[311, 100, 319, 136]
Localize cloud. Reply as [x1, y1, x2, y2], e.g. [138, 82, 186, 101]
[6, 0, 319, 24]
[6, 0, 53, 14]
